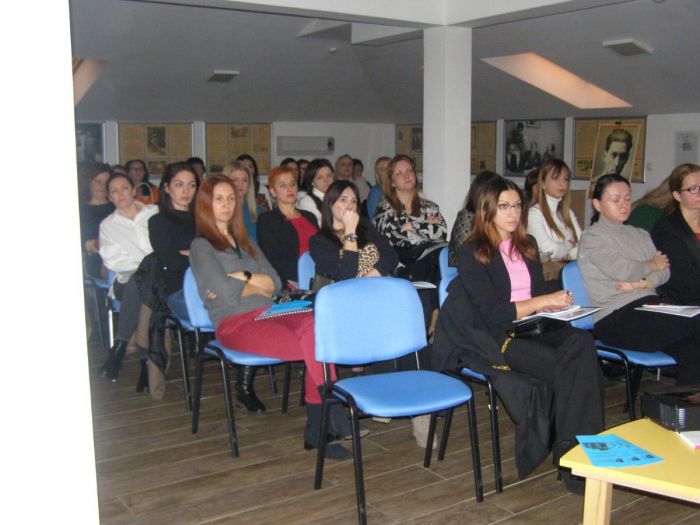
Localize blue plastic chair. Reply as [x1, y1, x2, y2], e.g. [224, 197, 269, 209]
[313, 277, 483, 524]
[297, 251, 316, 291]
[438, 246, 458, 280]
[438, 273, 503, 493]
[184, 268, 296, 458]
[562, 262, 677, 419]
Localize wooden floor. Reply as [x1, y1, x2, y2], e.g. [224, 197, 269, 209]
[89, 342, 700, 525]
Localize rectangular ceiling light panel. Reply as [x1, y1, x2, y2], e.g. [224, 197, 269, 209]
[482, 52, 631, 109]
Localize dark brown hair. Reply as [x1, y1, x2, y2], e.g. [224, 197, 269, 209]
[668, 163, 700, 212]
[386, 154, 421, 216]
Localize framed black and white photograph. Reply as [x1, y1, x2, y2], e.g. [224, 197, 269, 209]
[504, 119, 564, 176]
[75, 122, 103, 163]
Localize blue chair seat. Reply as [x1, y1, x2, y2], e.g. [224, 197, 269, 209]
[460, 368, 487, 383]
[205, 340, 285, 367]
[334, 371, 473, 418]
[596, 345, 675, 368]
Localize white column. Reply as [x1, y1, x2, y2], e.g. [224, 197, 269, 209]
[192, 121, 207, 162]
[104, 120, 119, 165]
[422, 27, 472, 231]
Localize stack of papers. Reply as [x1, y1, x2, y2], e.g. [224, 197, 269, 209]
[635, 304, 700, 318]
[517, 305, 600, 323]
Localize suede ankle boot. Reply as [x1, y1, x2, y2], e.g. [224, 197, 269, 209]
[236, 365, 266, 415]
[101, 340, 127, 382]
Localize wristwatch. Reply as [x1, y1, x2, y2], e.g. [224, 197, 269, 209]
[342, 233, 358, 243]
[243, 270, 252, 282]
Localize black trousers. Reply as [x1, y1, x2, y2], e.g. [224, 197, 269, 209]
[595, 297, 700, 385]
[504, 324, 604, 464]
[112, 277, 142, 342]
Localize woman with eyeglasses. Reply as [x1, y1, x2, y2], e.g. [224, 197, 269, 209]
[433, 176, 602, 493]
[578, 174, 700, 385]
[125, 159, 159, 204]
[651, 164, 700, 305]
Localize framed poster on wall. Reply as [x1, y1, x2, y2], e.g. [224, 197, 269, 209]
[504, 119, 564, 176]
[118, 123, 193, 178]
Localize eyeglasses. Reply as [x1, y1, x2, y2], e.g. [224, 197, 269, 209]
[679, 185, 700, 195]
[497, 202, 523, 213]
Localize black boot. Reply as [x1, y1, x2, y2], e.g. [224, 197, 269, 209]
[236, 366, 266, 415]
[101, 340, 127, 382]
[303, 404, 352, 460]
[136, 358, 149, 393]
[329, 403, 370, 439]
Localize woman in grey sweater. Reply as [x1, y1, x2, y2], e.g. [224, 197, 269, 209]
[578, 174, 700, 385]
[189, 175, 353, 458]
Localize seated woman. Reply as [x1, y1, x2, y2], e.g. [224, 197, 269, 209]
[148, 162, 199, 322]
[526, 159, 582, 281]
[224, 161, 264, 242]
[189, 174, 352, 458]
[374, 154, 447, 283]
[78, 162, 114, 279]
[99, 172, 158, 381]
[579, 174, 700, 385]
[297, 158, 334, 224]
[366, 156, 390, 219]
[448, 170, 499, 266]
[309, 180, 398, 282]
[257, 166, 319, 289]
[237, 154, 271, 212]
[126, 159, 159, 204]
[628, 175, 674, 232]
[433, 177, 603, 492]
[652, 163, 700, 305]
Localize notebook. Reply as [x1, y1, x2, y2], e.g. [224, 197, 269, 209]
[255, 300, 313, 321]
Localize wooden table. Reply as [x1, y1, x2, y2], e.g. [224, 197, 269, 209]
[560, 418, 700, 525]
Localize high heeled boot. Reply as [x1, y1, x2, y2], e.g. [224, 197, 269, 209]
[101, 340, 128, 382]
[136, 358, 149, 393]
[235, 365, 266, 415]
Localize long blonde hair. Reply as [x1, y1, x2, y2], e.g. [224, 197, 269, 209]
[630, 174, 673, 212]
[531, 159, 578, 244]
[222, 161, 258, 222]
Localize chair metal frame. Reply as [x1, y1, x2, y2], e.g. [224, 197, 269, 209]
[561, 261, 677, 419]
[312, 277, 483, 524]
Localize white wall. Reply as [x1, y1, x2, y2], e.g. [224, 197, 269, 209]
[271, 121, 395, 183]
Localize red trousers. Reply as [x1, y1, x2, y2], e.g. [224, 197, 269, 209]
[216, 309, 334, 404]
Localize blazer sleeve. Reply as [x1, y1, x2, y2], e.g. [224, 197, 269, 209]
[652, 215, 698, 301]
[256, 210, 292, 284]
[309, 233, 358, 281]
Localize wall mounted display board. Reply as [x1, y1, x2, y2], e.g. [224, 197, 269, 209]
[471, 122, 497, 174]
[75, 122, 104, 163]
[504, 119, 565, 177]
[118, 123, 192, 178]
[573, 117, 646, 195]
[396, 124, 423, 172]
[206, 123, 271, 175]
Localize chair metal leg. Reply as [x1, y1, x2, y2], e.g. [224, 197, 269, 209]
[281, 363, 292, 414]
[299, 365, 307, 407]
[175, 325, 192, 411]
[348, 404, 367, 525]
[268, 365, 278, 395]
[220, 359, 239, 458]
[191, 352, 204, 434]
[620, 358, 635, 419]
[90, 285, 107, 350]
[314, 397, 332, 489]
[628, 366, 643, 420]
[423, 412, 440, 468]
[467, 398, 484, 502]
[486, 380, 503, 493]
[438, 408, 453, 461]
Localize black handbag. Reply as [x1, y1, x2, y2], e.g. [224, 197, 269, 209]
[511, 316, 566, 339]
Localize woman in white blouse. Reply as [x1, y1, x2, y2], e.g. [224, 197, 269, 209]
[99, 172, 157, 381]
[297, 158, 334, 224]
[527, 159, 582, 265]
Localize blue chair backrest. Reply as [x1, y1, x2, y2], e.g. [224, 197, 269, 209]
[297, 252, 316, 290]
[314, 277, 426, 365]
[438, 246, 457, 280]
[561, 261, 594, 330]
[439, 273, 457, 307]
[366, 186, 382, 220]
[183, 267, 215, 330]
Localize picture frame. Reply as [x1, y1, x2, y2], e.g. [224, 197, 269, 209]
[504, 119, 564, 176]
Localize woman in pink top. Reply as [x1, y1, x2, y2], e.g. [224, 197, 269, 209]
[435, 176, 602, 494]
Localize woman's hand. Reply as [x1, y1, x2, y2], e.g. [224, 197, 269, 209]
[362, 268, 382, 278]
[227, 271, 247, 281]
[85, 239, 98, 254]
[537, 290, 573, 313]
[616, 279, 648, 291]
[650, 251, 669, 271]
[342, 209, 359, 234]
[179, 249, 190, 256]
[426, 214, 440, 225]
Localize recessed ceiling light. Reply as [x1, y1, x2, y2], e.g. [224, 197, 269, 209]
[482, 52, 631, 109]
[602, 38, 653, 57]
[207, 70, 239, 82]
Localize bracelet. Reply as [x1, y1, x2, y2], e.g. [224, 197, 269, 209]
[342, 233, 358, 243]
[243, 270, 252, 282]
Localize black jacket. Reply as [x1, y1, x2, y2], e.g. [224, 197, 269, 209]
[432, 239, 555, 479]
[148, 210, 196, 296]
[652, 207, 700, 305]
[309, 218, 399, 280]
[257, 207, 319, 286]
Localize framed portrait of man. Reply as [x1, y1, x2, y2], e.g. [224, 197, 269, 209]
[589, 122, 642, 194]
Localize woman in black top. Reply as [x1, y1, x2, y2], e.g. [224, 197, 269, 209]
[148, 162, 199, 320]
[78, 162, 114, 278]
[309, 180, 398, 281]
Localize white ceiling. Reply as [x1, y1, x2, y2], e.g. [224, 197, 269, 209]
[71, 0, 700, 123]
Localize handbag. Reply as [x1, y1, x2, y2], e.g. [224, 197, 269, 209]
[511, 316, 566, 339]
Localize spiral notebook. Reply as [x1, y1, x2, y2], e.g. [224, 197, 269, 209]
[255, 300, 313, 321]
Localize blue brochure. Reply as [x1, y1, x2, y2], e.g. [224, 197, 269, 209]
[576, 434, 663, 468]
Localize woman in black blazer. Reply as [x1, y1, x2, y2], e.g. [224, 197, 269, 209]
[651, 163, 700, 305]
[434, 176, 603, 493]
[257, 165, 319, 288]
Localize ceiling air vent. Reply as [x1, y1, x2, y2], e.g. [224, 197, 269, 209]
[207, 70, 239, 82]
[602, 38, 653, 57]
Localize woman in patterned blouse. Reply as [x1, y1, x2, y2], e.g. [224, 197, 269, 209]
[374, 154, 447, 283]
